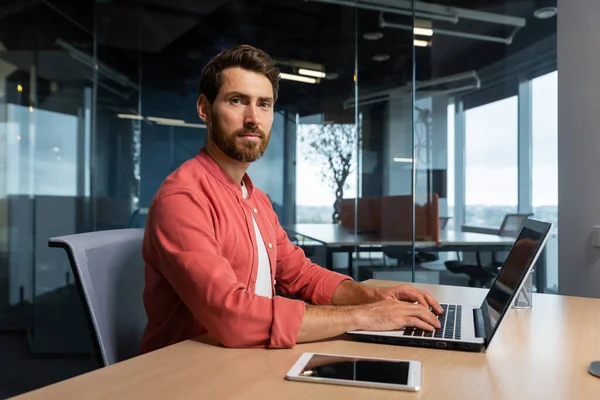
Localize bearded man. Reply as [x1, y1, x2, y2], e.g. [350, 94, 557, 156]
[140, 45, 442, 353]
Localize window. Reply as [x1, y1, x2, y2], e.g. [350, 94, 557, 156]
[447, 102, 455, 230]
[296, 123, 357, 224]
[532, 71, 558, 228]
[532, 71, 558, 291]
[464, 97, 518, 227]
[6, 105, 78, 196]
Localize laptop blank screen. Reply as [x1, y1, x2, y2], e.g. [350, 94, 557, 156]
[483, 221, 549, 336]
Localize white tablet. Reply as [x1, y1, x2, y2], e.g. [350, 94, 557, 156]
[285, 352, 421, 392]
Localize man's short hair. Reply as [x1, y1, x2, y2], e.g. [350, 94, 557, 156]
[199, 45, 280, 104]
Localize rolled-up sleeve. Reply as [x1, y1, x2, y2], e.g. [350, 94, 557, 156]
[147, 188, 305, 349]
[272, 215, 352, 304]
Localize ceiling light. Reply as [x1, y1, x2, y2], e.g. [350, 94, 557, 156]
[118, 113, 144, 120]
[298, 68, 327, 78]
[533, 7, 557, 19]
[147, 116, 185, 124]
[363, 32, 383, 40]
[393, 157, 413, 163]
[155, 122, 207, 129]
[372, 54, 390, 62]
[414, 39, 431, 47]
[414, 18, 433, 36]
[414, 27, 433, 36]
[279, 73, 317, 84]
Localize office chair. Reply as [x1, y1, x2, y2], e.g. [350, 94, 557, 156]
[439, 216, 451, 230]
[48, 228, 147, 367]
[444, 213, 533, 287]
[382, 216, 451, 267]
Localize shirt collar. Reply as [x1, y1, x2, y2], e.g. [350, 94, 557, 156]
[195, 148, 255, 197]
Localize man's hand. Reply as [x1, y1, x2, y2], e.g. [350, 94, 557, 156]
[298, 282, 444, 344]
[297, 298, 442, 344]
[330, 281, 444, 316]
[355, 299, 442, 332]
[373, 285, 444, 315]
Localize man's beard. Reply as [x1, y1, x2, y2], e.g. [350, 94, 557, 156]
[209, 113, 270, 163]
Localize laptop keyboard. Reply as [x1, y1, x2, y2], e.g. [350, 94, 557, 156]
[403, 304, 462, 340]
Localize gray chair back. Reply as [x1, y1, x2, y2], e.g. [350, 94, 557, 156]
[499, 213, 534, 237]
[439, 216, 451, 230]
[48, 228, 147, 367]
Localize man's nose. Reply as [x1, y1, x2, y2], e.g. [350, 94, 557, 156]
[244, 105, 259, 127]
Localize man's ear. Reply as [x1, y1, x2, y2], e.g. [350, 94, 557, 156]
[197, 94, 211, 124]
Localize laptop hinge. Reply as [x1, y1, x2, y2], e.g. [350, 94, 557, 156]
[473, 308, 485, 339]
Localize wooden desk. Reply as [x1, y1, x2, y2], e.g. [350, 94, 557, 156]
[13, 281, 600, 400]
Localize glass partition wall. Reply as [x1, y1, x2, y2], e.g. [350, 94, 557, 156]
[0, 0, 557, 369]
[0, 0, 97, 356]
[411, 0, 557, 291]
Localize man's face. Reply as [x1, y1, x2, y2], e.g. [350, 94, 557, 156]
[205, 67, 274, 163]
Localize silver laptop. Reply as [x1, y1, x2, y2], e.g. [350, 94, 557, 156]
[348, 218, 552, 352]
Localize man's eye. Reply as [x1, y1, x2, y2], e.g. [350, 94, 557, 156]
[230, 98, 241, 104]
[260, 102, 272, 109]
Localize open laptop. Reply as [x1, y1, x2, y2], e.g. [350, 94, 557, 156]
[348, 218, 552, 352]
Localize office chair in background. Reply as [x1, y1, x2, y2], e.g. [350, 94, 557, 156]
[444, 213, 533, 287]
[381, 216, 451, 267]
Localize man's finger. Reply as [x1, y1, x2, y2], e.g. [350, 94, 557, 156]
[413, 293, 429, 309]
[405, 316, 436, 332]
[422, 291, 444, 314]
[406, 304, 441, 328]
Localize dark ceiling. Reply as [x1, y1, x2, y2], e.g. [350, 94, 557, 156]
[0, 0, 557, 116]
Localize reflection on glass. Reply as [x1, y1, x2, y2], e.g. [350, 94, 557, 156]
[6, 105, 78, 196]
[300, 354, 409, 385]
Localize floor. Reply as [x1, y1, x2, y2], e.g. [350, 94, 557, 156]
[0, 285, 99, 399]
[0, 333, 97, 399]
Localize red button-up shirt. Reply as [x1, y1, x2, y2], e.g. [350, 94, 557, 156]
[140, 149, 350, 353]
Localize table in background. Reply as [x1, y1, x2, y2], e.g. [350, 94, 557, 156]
[285, 223, 526, 284]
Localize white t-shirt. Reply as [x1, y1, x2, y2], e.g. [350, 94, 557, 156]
[241, 182, 273, 298]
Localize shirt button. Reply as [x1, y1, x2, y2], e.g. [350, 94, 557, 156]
[253, 208, 258, 214]
[268, 243, 272, 249]
[274, 279, 277, 286]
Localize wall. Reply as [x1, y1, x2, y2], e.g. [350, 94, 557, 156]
[557, 0, 600, 297]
